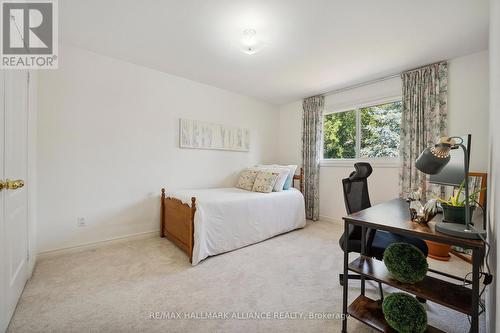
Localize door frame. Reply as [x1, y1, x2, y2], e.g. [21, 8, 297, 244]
[26, 71, 37, 277]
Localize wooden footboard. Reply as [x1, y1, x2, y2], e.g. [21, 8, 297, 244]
[161, 188, 196, 263]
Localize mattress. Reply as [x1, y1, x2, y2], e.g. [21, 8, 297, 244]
[168, 187, 306, 265]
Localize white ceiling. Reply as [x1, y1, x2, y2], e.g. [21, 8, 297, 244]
[60, 0, 489, 105]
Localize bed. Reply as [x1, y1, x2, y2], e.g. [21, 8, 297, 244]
[160, 168, 305, 265]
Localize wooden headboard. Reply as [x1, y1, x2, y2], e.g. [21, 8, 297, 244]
[293, 167, 304, 194]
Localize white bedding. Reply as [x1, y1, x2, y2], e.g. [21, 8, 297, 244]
[168, 187, 306, 265]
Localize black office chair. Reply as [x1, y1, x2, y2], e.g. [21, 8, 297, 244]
[339, 163, 429, 299]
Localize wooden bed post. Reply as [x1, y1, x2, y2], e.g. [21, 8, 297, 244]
[300, 167, 304, 194]
[292, 167, 305, 194]
[189, 197, 196, 263]
[161, 188, 166, 237]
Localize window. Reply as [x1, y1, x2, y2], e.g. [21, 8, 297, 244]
[323, 101, 402, 160]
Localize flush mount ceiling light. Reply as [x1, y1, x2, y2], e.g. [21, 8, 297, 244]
[241, 29, 259, 55]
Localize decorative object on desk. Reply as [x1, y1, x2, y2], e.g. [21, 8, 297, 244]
[415, 136, 487, 239]
[437, 180, 483, 224]
[407, 190, 424, 223]
[382, 293, 427, 333]
[407, 192, 437, 224]
[179, 119, 250, 152]
[408, 200, 425, 223]
[383, 243, 428, 284]
[423, 198, 438, 217]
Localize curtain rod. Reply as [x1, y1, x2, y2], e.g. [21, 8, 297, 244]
[319, 60, 446, 97]
[323, 73, 400, 97]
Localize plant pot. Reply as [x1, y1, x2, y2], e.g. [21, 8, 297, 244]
[441, 204, 475, 224]
[424, 240, 451, 261]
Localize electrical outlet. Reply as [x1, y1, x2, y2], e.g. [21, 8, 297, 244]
[77, 217, 86, 227]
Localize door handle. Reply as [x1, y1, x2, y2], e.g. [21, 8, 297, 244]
[5, 179, 24, 190]
[0, 180, 5, 191]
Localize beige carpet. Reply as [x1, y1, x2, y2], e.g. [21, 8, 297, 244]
[8, 221, 485, 333]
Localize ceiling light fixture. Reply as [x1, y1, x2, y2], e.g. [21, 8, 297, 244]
[241, 29, 259, 55]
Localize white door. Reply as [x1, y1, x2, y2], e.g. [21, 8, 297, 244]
[0, 70, 30, 333]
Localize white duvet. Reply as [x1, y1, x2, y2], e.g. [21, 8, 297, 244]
[168, 187, 306, 265]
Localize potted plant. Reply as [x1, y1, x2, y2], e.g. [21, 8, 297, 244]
[437, 181, 485, 224]
[424, 182, 484, 261]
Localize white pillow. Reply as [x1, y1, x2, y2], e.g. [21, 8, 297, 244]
[252, 171, 279, 193]
[257, 164, 297, 190]
[250, 166, 289, 192]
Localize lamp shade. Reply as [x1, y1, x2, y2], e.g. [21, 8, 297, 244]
[415, 146, 451, 175]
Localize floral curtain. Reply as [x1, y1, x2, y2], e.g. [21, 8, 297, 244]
[399, 62, 448, 201]
[302, 95, 324, 221]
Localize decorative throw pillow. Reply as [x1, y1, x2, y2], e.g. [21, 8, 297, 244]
[235, 169, 259, 191]
[250, 167, 290, 192]
[257, 164, 297, 190]
[252, 171, 279, 193]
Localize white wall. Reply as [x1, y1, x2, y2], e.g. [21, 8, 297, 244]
[277, 51, 489, 221]
[488, 0, 499, 331]
[37, 45, 279, 253]
[448, 51, 490, 172]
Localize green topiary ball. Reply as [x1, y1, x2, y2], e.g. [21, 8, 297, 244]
[383, 293, 427, 333]
[383, 243, 428, 284]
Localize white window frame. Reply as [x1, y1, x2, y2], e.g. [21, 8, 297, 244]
[320, 96, 402, 168]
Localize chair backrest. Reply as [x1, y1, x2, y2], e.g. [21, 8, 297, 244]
[339, 163, 374, 253]
[342, 162, 373, 214]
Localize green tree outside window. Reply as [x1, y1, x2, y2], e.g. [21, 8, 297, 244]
[323, 101, 401, 159]
[323, 110, 356, 159]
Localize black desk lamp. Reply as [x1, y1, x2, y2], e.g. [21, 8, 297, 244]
[415, 136, 486, 239]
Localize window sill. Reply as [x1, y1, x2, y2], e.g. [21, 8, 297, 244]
[320, 158, 400, 168]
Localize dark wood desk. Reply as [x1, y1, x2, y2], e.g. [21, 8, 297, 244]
[341, 198, 485, 333]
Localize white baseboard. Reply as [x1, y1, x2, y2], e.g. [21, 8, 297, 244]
[319, 215, 343, 224]
[37, 230, 159, 260]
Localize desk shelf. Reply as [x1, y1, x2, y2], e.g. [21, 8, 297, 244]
[341, 199, 485, 333]
[348, 295, 445, 333]
[349, 256, 473, 315]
